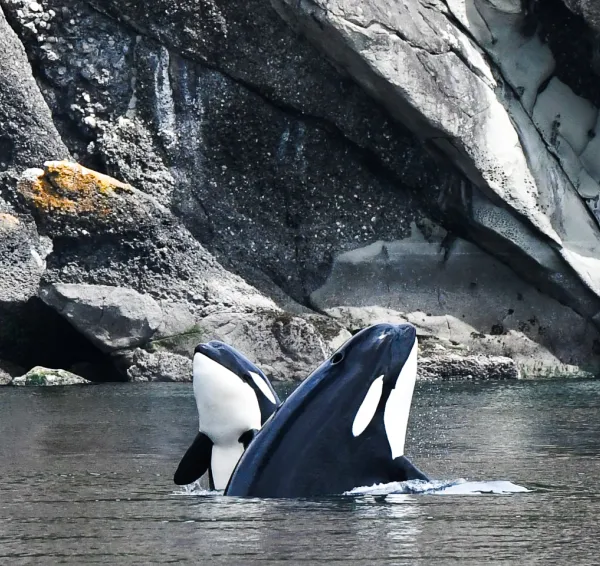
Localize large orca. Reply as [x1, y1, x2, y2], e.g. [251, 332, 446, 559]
[174, 340, 280, 489]
[225, 323, 429, 497]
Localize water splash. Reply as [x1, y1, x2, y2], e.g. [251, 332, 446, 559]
[173, 480, 222, 497]
[345, 478, 530, 496]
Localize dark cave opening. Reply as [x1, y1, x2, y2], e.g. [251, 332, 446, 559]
[0, 297, 124, 382]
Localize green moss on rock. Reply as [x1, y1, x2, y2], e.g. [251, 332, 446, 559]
[12, 366, 92, 386]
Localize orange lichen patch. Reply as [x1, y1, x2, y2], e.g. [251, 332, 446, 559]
[18, 161, 133, 216]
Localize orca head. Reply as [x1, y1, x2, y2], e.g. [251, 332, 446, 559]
[193, 341, 246, 379]
[224, 323, 422, 497]
[193, 341, 279, 420]
[322, 323, 419, 458]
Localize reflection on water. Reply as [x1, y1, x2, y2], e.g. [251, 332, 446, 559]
[0, 379, 599, 564]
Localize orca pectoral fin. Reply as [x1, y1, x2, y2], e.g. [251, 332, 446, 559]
[392, 455, 430, 482]
[174, 432, 213, 485]
[238, 429, 259, 449]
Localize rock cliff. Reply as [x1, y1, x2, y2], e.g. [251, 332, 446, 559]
[1, 0, 599, 380]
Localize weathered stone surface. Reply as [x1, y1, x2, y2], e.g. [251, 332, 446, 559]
[328, 305, 599, 378]
[0, 0, 445, 308]
[12, 366, 91, 386]
[126, 349, 191, 383]
[314, 225, 600, 376]
[0, 5, 68, 207]
[149, 310, 350, 381]
[418, 355, 520, 381]
[0, 210, 55, 365]
[561, 0, 600, 33]
[274, 0, 600, 323]
[0, 211, 50, 304]
[17, 161, 278, 319]
[39, 283, 163, 352]
[15, 162, 353, 379]
[0, 359, 24, 385]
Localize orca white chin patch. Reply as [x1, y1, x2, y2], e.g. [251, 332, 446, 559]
[211, 443, 246, 490]
[352, 375, 384, 437]
[248, 371, 277, 405]
[383, 338, 418, 459]
[192, 352, 261, 444]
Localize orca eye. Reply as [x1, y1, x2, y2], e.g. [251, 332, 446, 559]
[331, 352, 344, 365]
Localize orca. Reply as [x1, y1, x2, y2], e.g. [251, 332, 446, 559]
[174, 340, 280, 489]
[225, 323, 429, 497]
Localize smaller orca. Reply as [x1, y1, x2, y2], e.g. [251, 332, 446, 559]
[174, 340, 280, 489]
[225, 323, 429, 497]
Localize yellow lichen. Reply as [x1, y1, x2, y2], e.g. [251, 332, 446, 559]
[18, 161, 133, 216]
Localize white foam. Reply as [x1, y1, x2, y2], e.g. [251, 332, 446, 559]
[248, 371, 277, 405]
[173, 479, 222, 497]
[352, 375, 384, 437]
[345, 478, 530, 496]
[383, 339, 418, 458]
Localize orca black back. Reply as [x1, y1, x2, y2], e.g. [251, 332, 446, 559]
[225, 324, 429, 497]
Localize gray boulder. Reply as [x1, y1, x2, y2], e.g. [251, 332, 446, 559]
[17, 161, 278, 319]
[12, 366, 91, 386]
[314, 224, 600, 376]
[148, 310, 350, 381]
[0, 211, 49, 304]
[40, 283, 163, 352]
[126, 349, 191, 382]
[0, 359, 24, 385]
[0, 210, 54, 365]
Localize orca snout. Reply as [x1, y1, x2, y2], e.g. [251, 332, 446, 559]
[194, 342, 215, 357]
[388, 323, 417, 372]
[194, 341, 228, 366]
[395, 323, 417, 342]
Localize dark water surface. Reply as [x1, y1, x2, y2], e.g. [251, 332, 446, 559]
[1, 379, 599, 564]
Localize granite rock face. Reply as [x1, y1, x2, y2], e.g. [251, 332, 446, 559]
[314, 225, 600, 375]
[273, 0, 600, 321]
[2, 0, 600, 379]
[15, 162, 347, 380]
[17, 161, 278, 319]
[328, 306, 596, 378]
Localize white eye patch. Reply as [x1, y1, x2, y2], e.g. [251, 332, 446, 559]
[249, 371, 277, 405]
[352, 375, 384, 437]
[383, 338, 418, 459]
